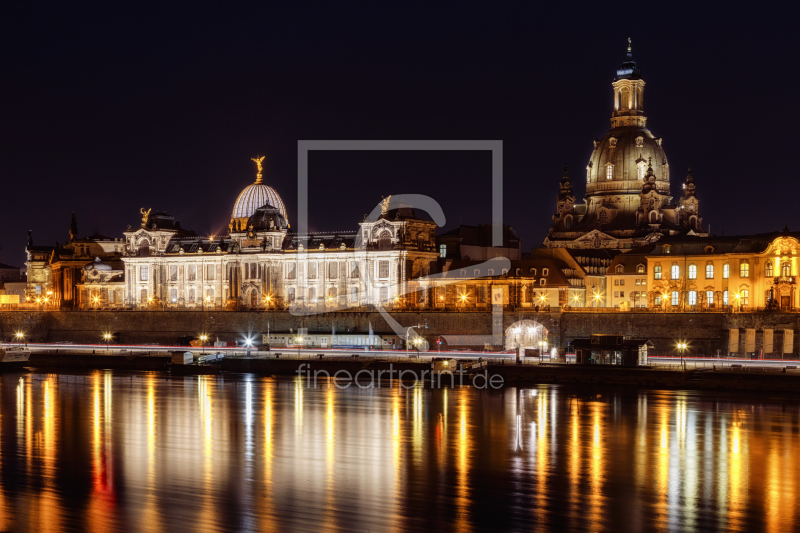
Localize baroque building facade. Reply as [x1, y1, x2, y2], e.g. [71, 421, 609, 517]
[545, 40, 708, 250]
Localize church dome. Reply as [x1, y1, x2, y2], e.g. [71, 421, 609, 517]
[586, 127, 669, 196]
[231, 156, 287, 222]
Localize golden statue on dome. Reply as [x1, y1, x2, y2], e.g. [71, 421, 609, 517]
[251, 156, 265, 184]
[381, 195, 391, 214]
[140, 207, 151, 227]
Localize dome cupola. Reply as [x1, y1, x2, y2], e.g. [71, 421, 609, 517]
[231, 156, 287, 232]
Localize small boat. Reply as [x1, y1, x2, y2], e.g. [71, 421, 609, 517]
[2, 347, 31, 363]
[1, 347, 32, 372]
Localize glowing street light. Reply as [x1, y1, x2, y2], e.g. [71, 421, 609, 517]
[103, 332, 112, 353]
[199, 334, 208, 354]
[677, 341, 688, 368]
[15, 331, 24, 346]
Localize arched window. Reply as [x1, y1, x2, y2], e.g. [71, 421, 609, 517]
[606, 164, 613, 180]
[741, 289, 749, 305]
[637, 265, 645, 274]
[688, 291, 697, 306]
[530, 268, 536, 277]
[654, 265, 662, 279]
[599, 211, 608, 224]
[671, 291, 679, 306]
[765, 263, 773, 277]
[782, 262, 791, 277]
[671, 265, 680, 280]
[308, 287, 316, 301]
[565, 216, 572, 229]
[706, 264, 714, 279]
[706, 291, 714, 305]
[638, 162, 646, 180]
[723, 263, 730, 279]
[688, 264, 697, 280]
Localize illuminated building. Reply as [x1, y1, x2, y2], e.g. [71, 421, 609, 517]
[545, 39, 708, 250]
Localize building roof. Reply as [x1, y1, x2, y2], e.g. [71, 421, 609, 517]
[648, 231, 800, 256]
[442, 258, 571, 286]
[282, 233, 358, 251]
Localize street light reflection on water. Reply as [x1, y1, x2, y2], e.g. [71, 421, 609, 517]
[0, 372, 799, 532]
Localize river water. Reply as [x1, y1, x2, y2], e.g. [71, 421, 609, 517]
[0, 371, 798, 532]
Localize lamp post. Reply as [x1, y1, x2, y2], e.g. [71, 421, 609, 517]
[15, 331, 24, 347]
[405, 322, 427, 357]
[264, 295, 272, 351]
[677, 341, 687, 369]
[103, 332, 112, 354]
[199, 334, 208, 354]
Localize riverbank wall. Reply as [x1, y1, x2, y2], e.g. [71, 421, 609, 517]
[2, 309, 800, 357]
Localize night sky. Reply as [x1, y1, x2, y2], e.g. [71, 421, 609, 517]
[1, 2, 798, 267]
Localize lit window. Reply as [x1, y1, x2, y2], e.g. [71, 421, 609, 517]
[740, 261, 749, 278]
[637, 265, 645, 274]
[206, 265, 216, 281]
[671, 265, 680, 280]
[688, 290, 697, 306]
[308, 287, 316, 301]
[688, 264, 697, 279]
[379, 287, 389, 302]
[782, 262, 791, 277]
[539, 278, 546, 286]
[765, 263, 773, 277]
[741, 289, 749, 305]
[287, 263, 296, 279]
[706, 264, 714, 279]
[188, 288, 195, 303]
[188, 264, 197, 281]
[619, 279, 625, 286]
[170, 265, 178, 281]
[664, 246, 671, 254]
[308, 262, 317, 279]
[638, 162, 646, 180]
[565, 217, 572, 229]
[723, 263, 729, 279]
[671, 291, 679, 306]
[606, 164, 613, 180]
[328, 262, 338, 279]
[378, 261, 390, 279]
[723, 290, 728, 305]
[706, 291, 714, 305]
[439, 244, 446, 258]
[654, 265, 662, 280]
[654, 295, 662, 306]
[140, 265, 149, 281]
[170, 288, 177, 303]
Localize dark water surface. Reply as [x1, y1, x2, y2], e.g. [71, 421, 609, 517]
[1, 371, 799, 532]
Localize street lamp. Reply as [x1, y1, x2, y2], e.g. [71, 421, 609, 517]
[103, 332, 112, 354]
[677, 341, 688, 368]
[15, 331, 24, 346]
[199, 334, 208, 354]
[405, 322, 427, 357]
[593, 291, 602, 308]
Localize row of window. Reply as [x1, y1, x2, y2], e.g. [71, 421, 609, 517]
[655, 263, 731, 280]
[138, 264, 218, 282]
[613, 278, 646, 287]
[286, 261, 372, 280]
[653, 290, 748, 307]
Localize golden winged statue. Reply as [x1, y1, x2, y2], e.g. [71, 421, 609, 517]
[381, 195, 391, 214]
[140, 207, 151, 227]
[252, 156, 265, 183]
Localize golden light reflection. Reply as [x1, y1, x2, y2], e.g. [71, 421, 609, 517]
[535, 389, 548, 525]
[139, 374, 161, 533]
[587, 403, 604, 533]
[262, 379, 276, 532]
[567, 397, 580, 524]
[455, 390, 472, 533]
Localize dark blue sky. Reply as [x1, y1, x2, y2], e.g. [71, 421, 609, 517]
[1, 1, 798, 266]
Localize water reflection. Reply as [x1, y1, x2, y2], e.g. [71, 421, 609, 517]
[1, 373, 800, 532]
